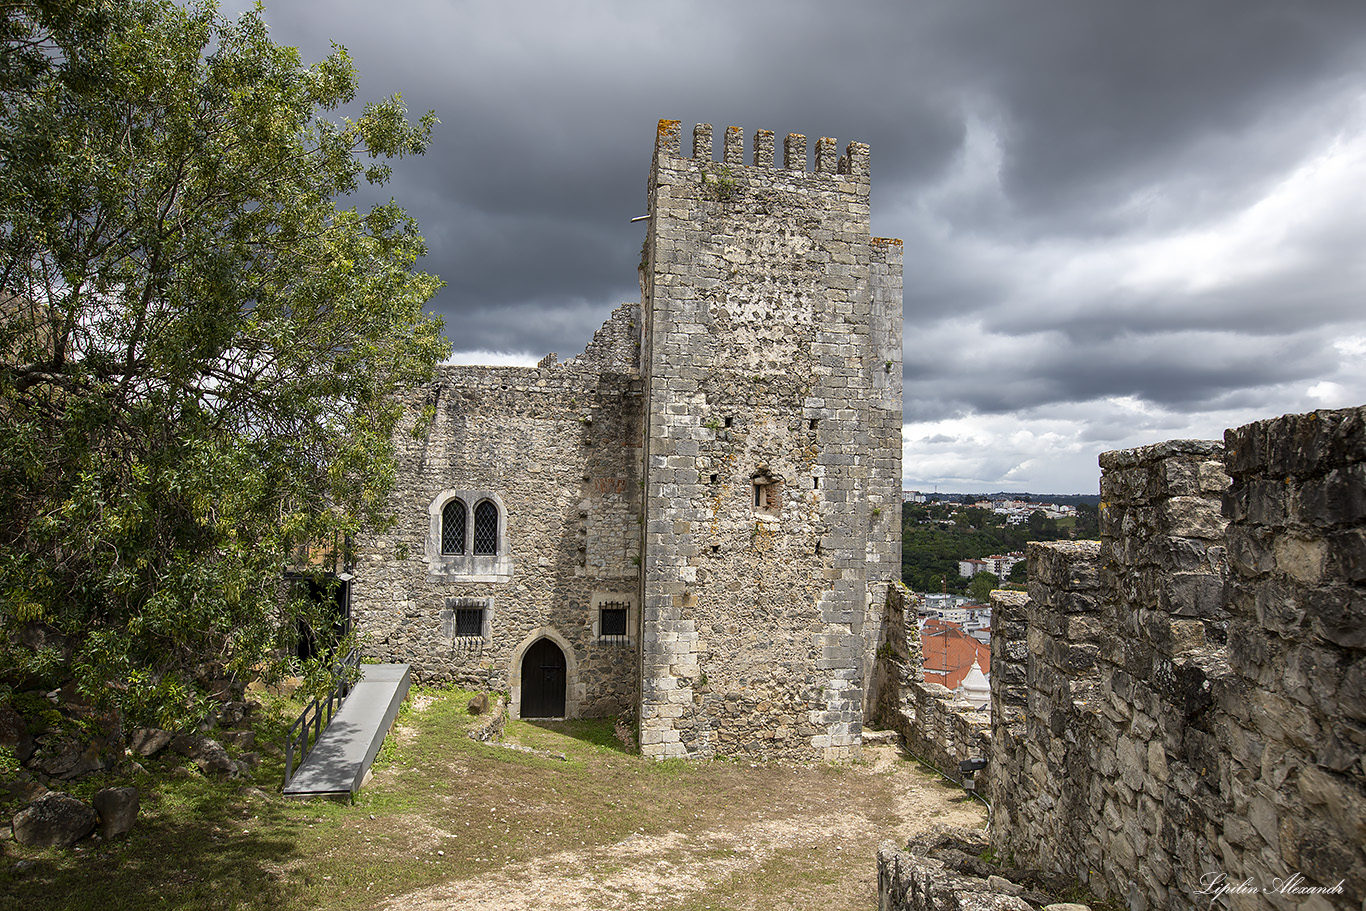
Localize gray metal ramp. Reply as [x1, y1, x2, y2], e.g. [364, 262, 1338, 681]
[283, 663, 410, 799]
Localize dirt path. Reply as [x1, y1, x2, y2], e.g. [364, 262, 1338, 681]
[378, 742, 986, 911]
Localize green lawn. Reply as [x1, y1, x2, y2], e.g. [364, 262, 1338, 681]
[1, 687, 985, 911]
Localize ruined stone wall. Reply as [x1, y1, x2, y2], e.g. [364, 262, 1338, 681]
[1219, 409, 1365, 908]
[988, 408, 1365, 911]
[352, 361, 643, 719]
[877, 842, 1033, 911]
[565, 302, 642, 373]
[638, 121, 902, 760]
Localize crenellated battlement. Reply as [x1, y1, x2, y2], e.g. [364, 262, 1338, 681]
[655, 119, 870, 177]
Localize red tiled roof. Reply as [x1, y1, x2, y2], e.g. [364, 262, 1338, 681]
[920, 620, 991, 690]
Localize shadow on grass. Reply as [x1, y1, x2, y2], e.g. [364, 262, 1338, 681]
[521, 717, 633, 756]
[0, 786, 308, 911]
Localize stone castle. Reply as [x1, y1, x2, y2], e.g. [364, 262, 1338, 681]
[353, 120, 904, 761]
[348, 117, 1364, 907]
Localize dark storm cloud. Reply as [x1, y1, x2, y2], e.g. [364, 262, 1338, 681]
[228, 0, 1366, 488]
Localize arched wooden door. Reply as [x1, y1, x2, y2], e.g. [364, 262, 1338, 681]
[520, 638, 566, 718]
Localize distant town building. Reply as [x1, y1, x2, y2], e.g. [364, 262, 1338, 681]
[922, 593, 972, 615]
[955, 659, 990, 709]
[958, 553, 1024, 579]
[958, 558, 990, 578]
[961, 605, 992, 636]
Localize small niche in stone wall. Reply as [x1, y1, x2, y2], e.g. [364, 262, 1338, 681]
[751, 464, 782, 519]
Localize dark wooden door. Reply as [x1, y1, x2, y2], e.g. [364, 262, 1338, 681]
[521, 638, 566, 718]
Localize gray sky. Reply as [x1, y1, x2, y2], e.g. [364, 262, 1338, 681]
[233, 0, 1366, 494]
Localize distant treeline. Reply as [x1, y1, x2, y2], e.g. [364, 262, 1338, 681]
[910, 491, 1103, 506]
[901, 501, 1100, 595]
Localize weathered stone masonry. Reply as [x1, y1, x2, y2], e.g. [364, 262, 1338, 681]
[354, 120, 904, 760]
[638, 121, 903, 760]
[989, 407, 1366, 911]
[353, 305, 644, 720]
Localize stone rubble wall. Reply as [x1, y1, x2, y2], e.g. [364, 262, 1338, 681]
[638, 120, 902, 760]
[1219, 408, 1365, 908]
[564, 302, 642, 373]
[352, 362, 643, 718]
[987, 407, 1366, 911]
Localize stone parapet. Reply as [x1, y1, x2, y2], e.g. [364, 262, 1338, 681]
[988, 406, 1366, 911]
[1219, 406, 1366, 904]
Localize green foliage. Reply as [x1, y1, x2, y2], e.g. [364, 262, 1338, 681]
[900, 501, 1067, 594]
[1025, 509, 1066, 537]
[0, 0, 447, 730]
[967, 571, 999, 604]
[1075, 501, 1100, 537]
[1008, 560, 1028, 583]
[702, 165, 739, 201]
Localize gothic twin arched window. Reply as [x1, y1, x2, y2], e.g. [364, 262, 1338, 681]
[440, 498, 500, 555]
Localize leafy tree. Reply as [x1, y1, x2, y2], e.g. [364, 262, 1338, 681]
[1008, 560, 1028, 583]
[0, 0, 446, 728]
[1075, 502, 1100, 538]
[1027, 509, 1058, 537]
[967, 572, 999, 604]
[961, 506, 992, 529]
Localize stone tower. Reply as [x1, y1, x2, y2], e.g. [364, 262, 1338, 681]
[637, 121, 903, 760]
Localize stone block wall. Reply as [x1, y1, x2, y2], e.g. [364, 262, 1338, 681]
[1219, 408, 1366, 907]
[988, 408, 1365, 911]
[638, 120, 902, 760]
[988, 542, 1107, 881]
[352, 358, 643, 719]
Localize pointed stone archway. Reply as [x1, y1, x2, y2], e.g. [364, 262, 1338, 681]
[508, 627, 581, 720]
[520, 639, 566, 718]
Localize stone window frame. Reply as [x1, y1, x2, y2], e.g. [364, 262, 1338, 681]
[426, 490, 513, 581]
[589, 592, 638, 645]
[440, 596, 493, 651]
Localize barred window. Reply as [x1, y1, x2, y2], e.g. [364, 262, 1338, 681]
[455, 607, 484, 638]
[473, 500, 498, 555]
[441, 499, 467, 555]
[599, 602, 629, 644]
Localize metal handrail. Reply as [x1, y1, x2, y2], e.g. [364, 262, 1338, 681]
[283, 646, 360, 787]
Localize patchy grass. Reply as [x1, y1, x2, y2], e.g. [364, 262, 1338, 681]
[0, 686, 984, 911]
